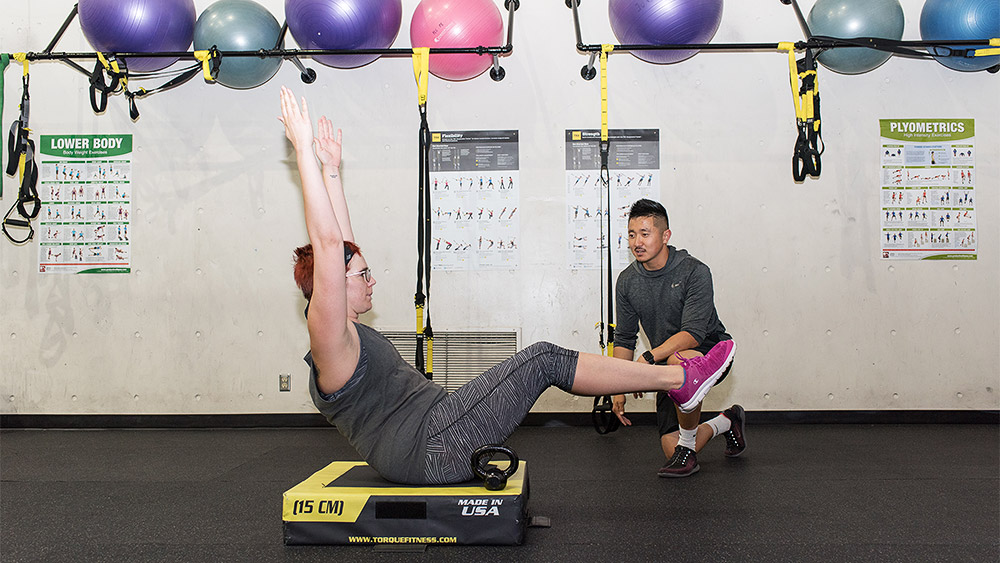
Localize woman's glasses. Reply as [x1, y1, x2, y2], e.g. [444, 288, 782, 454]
[345, 267, 372, 283]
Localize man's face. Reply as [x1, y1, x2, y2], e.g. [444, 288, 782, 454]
[628, 215, 670, 267]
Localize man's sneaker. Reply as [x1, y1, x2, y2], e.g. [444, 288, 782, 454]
[657, 445, 699, 478]
[667, 340, 736, 413]
[722, 404, 746, 457]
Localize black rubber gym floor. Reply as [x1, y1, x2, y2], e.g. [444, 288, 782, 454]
[1, 422, 997, 562]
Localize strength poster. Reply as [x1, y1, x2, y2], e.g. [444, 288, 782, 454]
[430, 130, 519, 271]
[566, 129, 659, 269]
[37, 134, 132, 273]
[879, 119, 976, 260]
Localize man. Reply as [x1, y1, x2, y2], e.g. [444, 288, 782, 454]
[612, 199, 746, 477]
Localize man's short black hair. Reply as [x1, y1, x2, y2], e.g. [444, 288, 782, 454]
[628, 199, 669, 229]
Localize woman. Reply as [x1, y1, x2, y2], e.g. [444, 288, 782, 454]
[280, 88, 735, 485]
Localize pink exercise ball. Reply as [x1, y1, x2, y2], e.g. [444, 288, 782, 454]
[409, 0, 504, 81]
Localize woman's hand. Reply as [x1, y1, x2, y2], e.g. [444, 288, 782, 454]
[315, 116, 343, 169]
[278, 86, 314, 153]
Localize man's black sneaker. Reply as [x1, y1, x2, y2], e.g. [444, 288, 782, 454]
[657, 445, 700, 478]
[723, 404, 746, 457]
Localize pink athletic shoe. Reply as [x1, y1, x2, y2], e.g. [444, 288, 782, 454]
[667, 340, 736, 413]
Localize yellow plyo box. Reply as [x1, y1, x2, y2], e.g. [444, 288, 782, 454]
[283, 461, 530, 546]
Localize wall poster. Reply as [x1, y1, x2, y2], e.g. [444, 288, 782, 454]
[880, 119, 976, 260]
[430, 130, 519, 271]
[565, 129, 659, 270]
[37, 134, 132, 273]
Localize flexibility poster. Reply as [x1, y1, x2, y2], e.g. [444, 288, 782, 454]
[37, 134, 132, 273]
[879, 119, 976, 260]
[430, 130, 519, 271]
[566, 129, 659, 269]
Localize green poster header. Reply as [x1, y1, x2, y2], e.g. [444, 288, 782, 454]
[879, 119, 974, 142]
[40, 135, 133, 158]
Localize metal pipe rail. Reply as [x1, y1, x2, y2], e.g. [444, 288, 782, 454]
[7, 0, 522, 83]
[566, 0, 1000, 79]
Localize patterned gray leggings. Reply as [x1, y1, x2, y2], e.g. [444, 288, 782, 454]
[422, 342, 579, 484]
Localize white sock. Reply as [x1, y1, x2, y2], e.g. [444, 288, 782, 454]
[705, 414, 732, 438]
[677, 427, 698, 451]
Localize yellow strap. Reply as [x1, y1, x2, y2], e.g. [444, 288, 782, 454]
[607, 323, 615, 357]
[96, 52, 126, 86]
[781, 45, 804, 122]
[416, 304, 425, 334]
[412, 48, 430, 107]
[961, 37, 998, 57]
[799, 70, 816, 121]
[426, 336, 433, 373]
[778, 41, 815, 121]
[600, 45, 613, 142]
[193, 50, 217, 81]
[13, 52, 28, 75]
[96, 52, 121, 74]
[10, 54, 30, 180]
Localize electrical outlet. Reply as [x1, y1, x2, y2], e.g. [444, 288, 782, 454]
[279, 374, 291, 392]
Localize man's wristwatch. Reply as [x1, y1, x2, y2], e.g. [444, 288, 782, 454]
[641, 351, 655, 364]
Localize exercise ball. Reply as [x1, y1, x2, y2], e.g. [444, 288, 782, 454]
[285, 0, 402, 69]
[79, 0, 196, 73]
[410, 0, 504, 81]
[608, 0, 724, 65]
[920, 0, 1000, 72]
[194, 0, 282, 89]
[807, 0, 905, 74]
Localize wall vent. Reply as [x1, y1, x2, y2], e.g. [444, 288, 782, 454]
[380, 330, 519, 392]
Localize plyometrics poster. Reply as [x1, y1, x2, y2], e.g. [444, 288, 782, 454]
[565, 129, 659, 270]
[879, 119, 976, 260]
[37, 134, 132, 273]
[429, 130, 519, 271]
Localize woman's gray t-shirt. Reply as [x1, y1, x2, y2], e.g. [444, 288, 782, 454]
[306, 322, 448, 483]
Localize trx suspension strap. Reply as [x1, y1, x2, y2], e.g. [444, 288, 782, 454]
[89, 53, 204, 121]
[90, 52, 129, 116]
[124, 65, 204, 116]
[979, 38, 1000, 57]
[413, 48, 434, 380]
[3, 54, 40, 244]
[194, 47, 223, 83]
[599, 44, 615, 361]
[780, 43, 823, 182]
[592, 45, 620, 435]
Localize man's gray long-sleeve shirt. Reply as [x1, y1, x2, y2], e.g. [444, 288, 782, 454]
[614, 246, 730, 353]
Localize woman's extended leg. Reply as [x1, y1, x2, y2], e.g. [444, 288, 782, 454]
[569, 351, 683, 395]
[422, 339, 735, 484]
[572, 340, 735, 412]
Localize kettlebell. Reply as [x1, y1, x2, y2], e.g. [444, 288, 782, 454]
[471, 445, 520, 491]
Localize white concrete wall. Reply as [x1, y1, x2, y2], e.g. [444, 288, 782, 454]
[1, 0, 997, 415]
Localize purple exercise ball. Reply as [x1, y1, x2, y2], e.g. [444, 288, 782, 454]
[79, 0, 196, 72]
[285, 0, 402, 69]
[609, 0, 724, 64]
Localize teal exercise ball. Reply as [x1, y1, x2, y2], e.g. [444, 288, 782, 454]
[920, 0, 1000, 72]
[807, 0, 905, 74]
[194, 0, 282, 89]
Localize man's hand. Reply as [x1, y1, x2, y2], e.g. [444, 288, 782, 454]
[612, 394, 632, 426]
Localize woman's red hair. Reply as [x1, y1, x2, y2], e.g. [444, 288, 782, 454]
[293, 241, 361, 300]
